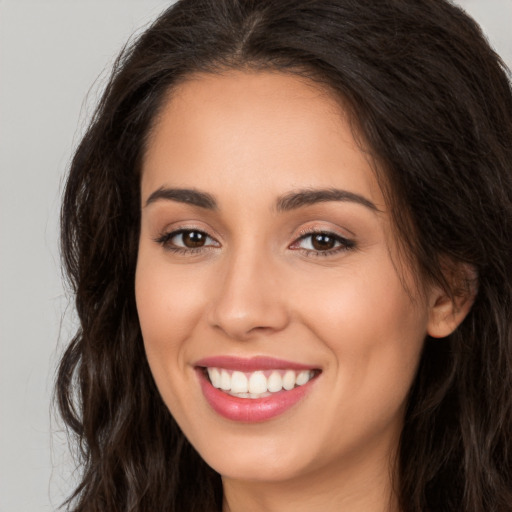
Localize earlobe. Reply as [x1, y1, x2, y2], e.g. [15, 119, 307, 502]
[426, 264, 478, 339]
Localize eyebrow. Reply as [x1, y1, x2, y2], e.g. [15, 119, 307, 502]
[145, 187, 217, 209]
[144, 186, 379, 212]
[275, 188, 379, 212]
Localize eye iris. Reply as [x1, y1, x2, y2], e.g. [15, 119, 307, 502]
[312, 233, 336, 251]
[182, 231, 206, 248]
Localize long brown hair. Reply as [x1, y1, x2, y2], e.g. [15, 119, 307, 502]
[57, 1, 512, 510]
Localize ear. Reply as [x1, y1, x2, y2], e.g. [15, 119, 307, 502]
[426, 263, 478, 339]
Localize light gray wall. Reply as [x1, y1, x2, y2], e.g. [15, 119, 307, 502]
[0, 1, 510, 511]
[0, 3, 171, 511]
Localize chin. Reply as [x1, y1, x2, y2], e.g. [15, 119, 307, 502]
[180, 418, 310, 481]
[207, 447, 312, 483]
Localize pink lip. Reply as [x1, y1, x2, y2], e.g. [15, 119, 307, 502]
[194, 356, 320, 423]
[194, 355, 315, 372]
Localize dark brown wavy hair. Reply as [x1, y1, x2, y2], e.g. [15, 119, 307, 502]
[57, 1, 512, 510]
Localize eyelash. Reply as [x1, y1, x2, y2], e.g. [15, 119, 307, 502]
[154, 228, 356, 257]
[154, 229, 218, 255]
[291, 229, 356, 257]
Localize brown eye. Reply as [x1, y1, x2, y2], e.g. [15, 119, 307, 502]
[291, 231, 355, 256]
[181, 230, 207, 248]
[311, 233, 336, 251]
[156, 229, 219, 252]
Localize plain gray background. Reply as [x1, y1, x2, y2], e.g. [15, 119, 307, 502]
[0, 1, 511, 511]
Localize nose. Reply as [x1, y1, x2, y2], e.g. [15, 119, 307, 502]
[207, 249, 290, 340]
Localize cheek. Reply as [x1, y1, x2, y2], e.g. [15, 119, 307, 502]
[134, 247, 210, 402]
[298, 256, 426, 343]
[136, 249, 206, 345]
[293, 256, 427, 419]
[134, 254, 215, 437]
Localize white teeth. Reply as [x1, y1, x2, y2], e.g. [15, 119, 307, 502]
[248, 371, 267, 394]
[267, 371, 283, 392]
[220, 369, 231, 391]
[229, 392, 271, 399]
[296, 370, 310, 386]
[205, 367, 316, 396]
[282, 370, 296, 390]
[231, 371, 248, 393]
[208, 367, 221, 388]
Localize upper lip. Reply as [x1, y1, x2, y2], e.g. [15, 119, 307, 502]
[194, 355, 319, 372]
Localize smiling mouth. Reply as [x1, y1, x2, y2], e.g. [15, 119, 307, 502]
[200, 367, 321, 399]
[195, 357, 322, 421]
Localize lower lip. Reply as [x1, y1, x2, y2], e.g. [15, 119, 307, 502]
[197, 369, 316, 423]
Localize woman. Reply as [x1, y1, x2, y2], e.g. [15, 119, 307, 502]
[57, 1, 512, 511]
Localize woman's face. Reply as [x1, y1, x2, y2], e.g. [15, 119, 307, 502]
[136, 71, 436, 485]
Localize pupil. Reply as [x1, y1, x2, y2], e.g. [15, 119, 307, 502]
[183, 231, 205, 248]
[312, 234, 335, 251]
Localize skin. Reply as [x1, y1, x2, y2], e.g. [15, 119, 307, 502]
[135, 70, 469, 512]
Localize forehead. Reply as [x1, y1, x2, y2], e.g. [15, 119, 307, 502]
[141, 70, 385, 210]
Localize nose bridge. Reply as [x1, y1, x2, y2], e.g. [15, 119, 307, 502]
[208, 238, 288, 339]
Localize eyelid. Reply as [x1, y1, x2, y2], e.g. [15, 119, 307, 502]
[290, 230, 351, 246]
[154, 220, 221, 241]
[293, 225, 354, 243]
[173, 229, 218, 246]
[154, 225, 221, 252]
[153, 223, 355, 256]
[289, 227, 356, 255]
